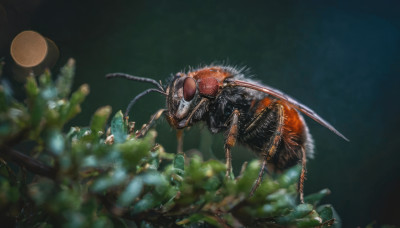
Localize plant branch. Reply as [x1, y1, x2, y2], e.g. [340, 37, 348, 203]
[96, 193, 181, 227]
[1, 147, 57, 179]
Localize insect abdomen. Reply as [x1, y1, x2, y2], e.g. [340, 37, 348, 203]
[238, 97, 311, 170]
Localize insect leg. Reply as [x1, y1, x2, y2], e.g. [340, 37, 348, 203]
[244, 99, 276, 134]
[136, 109, 167, 138]
[299, 147, 307, 203]
[181, 98, 208, 128]
[249, 103, 284, 196]
[176, 129, 184, 154]
[224, 110, 240, 178]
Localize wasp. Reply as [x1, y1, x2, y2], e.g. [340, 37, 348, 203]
[106, 65, 348, 202]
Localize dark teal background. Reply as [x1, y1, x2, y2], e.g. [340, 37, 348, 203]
[2, 0, 400, 226]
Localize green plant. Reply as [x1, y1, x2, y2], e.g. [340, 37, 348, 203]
[0, 59, 340, 227]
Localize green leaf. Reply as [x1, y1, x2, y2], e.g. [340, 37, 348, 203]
[41, 86, 58, 101]
[90, 106, 112, 134]
[203, 175, 221, 191]
[46, 129, 65, 156]
[38, 69, 53, 88]
[141, 172, 164, 186]
[171, 154, 185, 185]
[70, 84, 89, 105]
[261, 189, 295, 217]
[116, 136, 152, 168]
[30, 95, 45, 129]
[317, 204, 341, 228]
[278, 165, 301, 187]
[25, 76, 45, 128]
[173, 154, 185, 171]
[60, 84, 89, 123]
[56, 58, 75, 98]
[304, 188, 331, 206]
[25, 76, 39, 99]
[236, 160, 259, 193]
[252, 175, 280, 198]
[111, 111, 127, 143]
[296, 210, 323, 228]
[318, 204, 333, 221]
[277, 203, 313, 224]
[91, 167, 128, 192]
[132, 193, 155, 214]
[118, 177, 143, 207]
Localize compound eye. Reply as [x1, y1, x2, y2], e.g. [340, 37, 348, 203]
[183, 77, 196, 101]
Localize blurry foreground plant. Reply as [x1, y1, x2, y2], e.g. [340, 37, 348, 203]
[0, 59, 340, 227]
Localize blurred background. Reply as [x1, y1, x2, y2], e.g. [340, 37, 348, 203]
[1, 0, 399, 226]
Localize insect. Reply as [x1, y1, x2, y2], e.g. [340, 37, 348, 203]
[106, 65, 348, 202]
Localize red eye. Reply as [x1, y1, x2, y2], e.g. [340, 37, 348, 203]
[183, 77, 196, 101]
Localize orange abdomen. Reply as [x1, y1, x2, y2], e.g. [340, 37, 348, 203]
[241, 97, 309, 170]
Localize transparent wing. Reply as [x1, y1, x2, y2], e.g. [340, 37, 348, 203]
[226, 79, 349, 141]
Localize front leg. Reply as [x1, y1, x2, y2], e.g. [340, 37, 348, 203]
[136, 109, 167, 138]
[176, 129, 184, 154]
[224, 110, 240, 178]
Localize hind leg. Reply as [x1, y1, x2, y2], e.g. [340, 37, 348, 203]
[298, 147, 307, 203]
[249, 103, 284, 196]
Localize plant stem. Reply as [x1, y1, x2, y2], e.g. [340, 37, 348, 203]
[1, 147, 56, 179]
